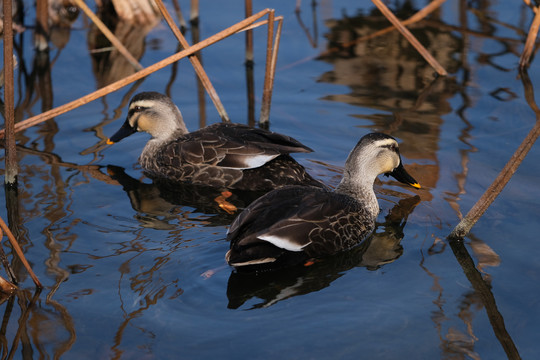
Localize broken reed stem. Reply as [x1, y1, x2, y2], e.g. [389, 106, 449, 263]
[245, 0, 255, 126]
[371, 0, 447, 76]
[3, 0, 17, 185]
[0, 217, 42, 288]
[448, 70, 540, 241]
[260, 13, 283, 125]
[259, 10, 275, 126]
[154, 0, 230, 122]
[73, 0, 143, 71]
[519, 5, 540, 69]
[0, 9, 273, 139]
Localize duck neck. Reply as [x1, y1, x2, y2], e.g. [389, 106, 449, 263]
[336, 168, 380, 218]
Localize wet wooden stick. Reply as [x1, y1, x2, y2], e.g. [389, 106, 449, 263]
[519, 5, 540, 69]
[73, 0, 143, 71]
[154, 0, 230, 122]
[371, 0, 447, 76]
[448, 70, 540, 240]
[0, 216, 42, 288]
[3, 0, 17, 186]
[0, 9, 272, 139]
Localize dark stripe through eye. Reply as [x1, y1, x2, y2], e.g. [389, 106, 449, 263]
[380, 144, 397, 151]
[128, 105, 146, 117]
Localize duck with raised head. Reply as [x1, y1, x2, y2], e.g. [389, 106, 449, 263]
[107, 92, 324, 191]
[225, 132, 421, 272]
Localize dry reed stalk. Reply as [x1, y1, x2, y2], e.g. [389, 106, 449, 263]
[245, 0, 255, 126]
[260, 12, 283, 125]
[3, 0, 17, 185]
[0, 216, 42, 288]
[73, 0, 143, 71]
[154, 0, 230, 122]
[171, 0, 187, 30]
[0, 9, 273, 139]
[35, 0, 48, 50]
[259, 10, 275, 126]
[519, 5, 540, 69]
[448, 70, 540, 240]
[191, 0, 199, 23]
[371, 0, 447, 76]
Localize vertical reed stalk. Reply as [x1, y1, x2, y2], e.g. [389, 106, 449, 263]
[448, 70, 540, 241]
[245, 0, 256, 126]
[3, 0, 17, 186]
[259, 10, 275, 126]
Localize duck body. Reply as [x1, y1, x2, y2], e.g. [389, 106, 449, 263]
[226, 132, 421, 272]
[226, 185, 375, 271]
[108, 92, 324, 191]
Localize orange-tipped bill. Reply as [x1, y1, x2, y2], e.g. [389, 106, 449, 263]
[108, 119, 137, 144]
[387, 162, 421, 189]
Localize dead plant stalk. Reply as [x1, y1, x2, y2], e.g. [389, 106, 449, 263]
[0, 9, 274, 139]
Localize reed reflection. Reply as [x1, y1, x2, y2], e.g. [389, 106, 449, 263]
[226, 195, 420, 310]
[0, 289, 75, 359]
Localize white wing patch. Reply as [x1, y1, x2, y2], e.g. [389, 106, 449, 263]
[221, 154, 278, 169]
[258, 234, 311, 252]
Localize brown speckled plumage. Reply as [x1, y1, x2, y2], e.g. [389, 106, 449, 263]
[226, 133, 421, 272]
[108, 92, 324, 191]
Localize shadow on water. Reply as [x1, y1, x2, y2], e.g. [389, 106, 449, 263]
[226, 194, 421, 310]
[106, 165, 268, 229]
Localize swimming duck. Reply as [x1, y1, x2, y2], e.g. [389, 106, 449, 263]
[225, 132, 421, 272]
[107, 92, 324, 191]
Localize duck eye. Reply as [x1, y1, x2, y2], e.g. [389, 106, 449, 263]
[133, 106, 144, 112]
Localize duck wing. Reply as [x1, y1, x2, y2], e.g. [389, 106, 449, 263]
[158, 123, 313, 170]
[227, 186, 374, 269]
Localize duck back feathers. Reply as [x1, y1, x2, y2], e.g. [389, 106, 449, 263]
[108, 92, 323, 191]
[226, 132, 420, 272]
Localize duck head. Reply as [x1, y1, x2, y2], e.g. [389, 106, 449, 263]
[107, 92, 188, 145]
[339, 133, 421, 191]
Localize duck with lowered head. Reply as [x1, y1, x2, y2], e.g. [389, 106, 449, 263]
[107, 92, 324, 191]
[225, 132, 421, 272]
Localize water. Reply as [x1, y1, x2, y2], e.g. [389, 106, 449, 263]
[1, 0, 539, 358]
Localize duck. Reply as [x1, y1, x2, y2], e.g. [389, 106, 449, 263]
[225, 132, 421, 272]
[107, 92, 324, 191]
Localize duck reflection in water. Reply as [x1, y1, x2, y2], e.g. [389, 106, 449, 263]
[106, 165, 269, 229]
[226, 195, 420, 309]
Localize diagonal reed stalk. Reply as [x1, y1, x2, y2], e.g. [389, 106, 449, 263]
[0, 216, 42, 288]
[0, 9, 276, 139]
[154, 0, 230, 122]
[448, 69, 540, 241]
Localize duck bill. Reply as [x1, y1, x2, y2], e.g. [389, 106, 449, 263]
[389, 163, 421, 189]
[107, 120, 136, 145]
